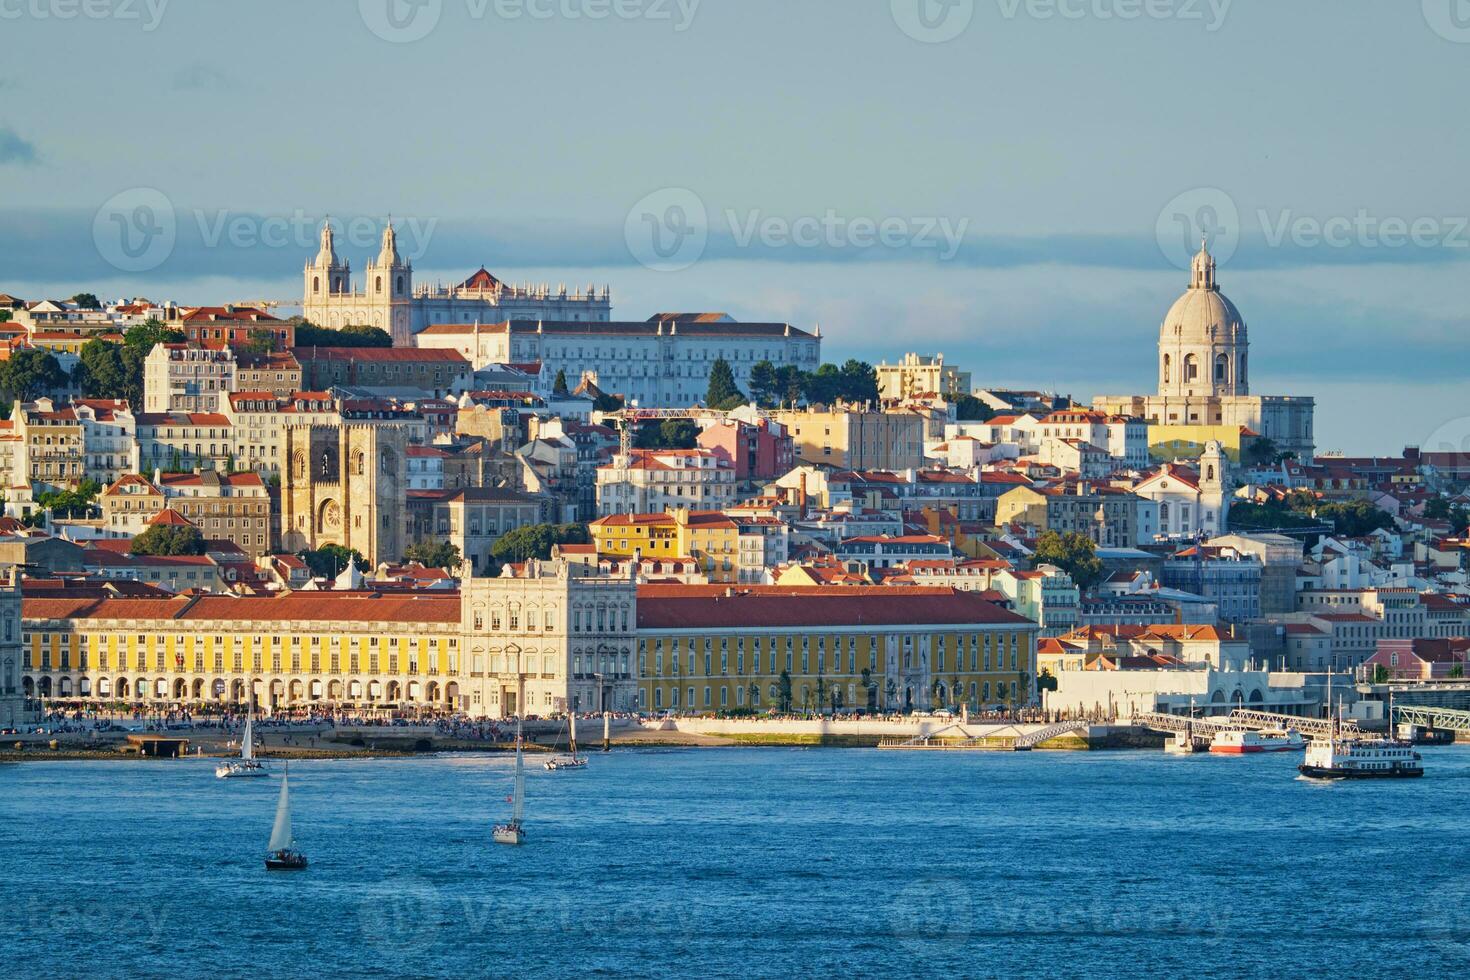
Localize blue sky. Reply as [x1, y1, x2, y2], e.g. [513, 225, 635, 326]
[3, 0, 1468, 453]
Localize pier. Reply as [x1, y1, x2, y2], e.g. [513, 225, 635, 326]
[1394, 704, 1470, 735]
[1131, 709, 1360, 740]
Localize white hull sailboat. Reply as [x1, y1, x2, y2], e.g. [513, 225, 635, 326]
[545, 711, 588, 771]
[493, 718, 527, 845]
[264, 764, 307, 870]
[217, 703, 269, 778]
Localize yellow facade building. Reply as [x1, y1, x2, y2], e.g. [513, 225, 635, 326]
[636, 585, 1037, 714]
[589, 508, 741, 582]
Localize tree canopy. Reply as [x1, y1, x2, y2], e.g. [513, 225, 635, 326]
[37, 479, 102, 519]
[402, 540, 463, 571]
[744, 359, 878, 408]
[292, 319, 392, 348]
[130, 523, 206, 556]
[635, 418, 698, 450]
[705, 358, 746, 409]
[953, 394, 993, 421]
[489, 523, 589, 565]
[69, 293, 101, 310]
[552, 369, 570, 396]
[0, 349, 68, 403]
[299, 544, 367, 578]
[1031, 530, 1103, 590]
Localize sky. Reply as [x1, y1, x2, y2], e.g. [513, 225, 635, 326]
[2, 0, 1469, 455]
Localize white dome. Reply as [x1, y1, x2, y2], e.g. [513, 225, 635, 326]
[1160, 286, 1245, 346]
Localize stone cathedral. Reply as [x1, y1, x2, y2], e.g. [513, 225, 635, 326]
[1094, 241, 1316, 461]
[279, 415, 415, 566]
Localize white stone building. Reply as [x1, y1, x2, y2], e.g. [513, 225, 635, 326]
[417, 315, 820, 408]
[1094, 242, 1315, 461]
[302, 221, 610, 346]
[1129, 442, 1231, 539]
[596, 449, 736, 517]
[144, 344, 236, 413]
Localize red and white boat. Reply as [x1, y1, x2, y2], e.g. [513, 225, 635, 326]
[1209, 728, 1306, 754]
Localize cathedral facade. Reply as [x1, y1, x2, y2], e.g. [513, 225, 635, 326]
[302, 221, 611, 346]
[279, 414, 415, 566]
[1094, 243, 1315, 462]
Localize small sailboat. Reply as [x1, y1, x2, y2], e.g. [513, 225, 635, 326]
[493, 718, 527, 845]
[217, 702, 269, 778]
[264, 764, 308, 870]
[544, 711, 588, 771]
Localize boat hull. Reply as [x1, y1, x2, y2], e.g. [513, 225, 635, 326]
[265, 855, 308, 870]
[217, 764, 269, 779]
[1298, 764, 1423, 780]
[493, 823, 525, 846]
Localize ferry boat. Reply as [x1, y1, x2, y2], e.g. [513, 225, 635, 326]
[1164, 730, 1206, 754]
[1209, 728, 1306, 754]
[1299, 737, 1423, 779]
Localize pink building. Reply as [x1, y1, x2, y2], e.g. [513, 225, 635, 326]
[1361, 638, 1470, 680]
[697, 417, 795, 481]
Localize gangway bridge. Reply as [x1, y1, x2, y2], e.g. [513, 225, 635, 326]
[1394, 704, 1470, 735]
[1131, 710, 1359, 740]
[876, 720, 1089, 751]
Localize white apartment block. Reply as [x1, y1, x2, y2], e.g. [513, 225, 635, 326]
[144, 344, 236, 413]
[596, 449, 736, 517]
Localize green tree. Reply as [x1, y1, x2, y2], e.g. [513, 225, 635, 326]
[72, 339, 128, 399]
[490, 522, 589, 565]
[36, 479, 102, 518]
[299, 544, 367, 578]
[69, 292, 101, 310]
[953, 394, 992, 421]
[837, 359, 879, 404]
[293, 321, 392, 348]
[1031, 530, 1103, 590]
[0, 349, 68, 402]
[1316, 499, 1395, 538]
[748, 360, 779, 407]
[403, 540, 463, 571]
[122, 319, 185, 352]
[1036, 668, 1058, 693]
[803, 363, 842, 406]
[775, 365, 806, 406]
[1242, 436, 1279, 467]
[552, 369, 570, 396]
[130, 523, 206, 556]
[747, 682, 760, 710]
[777, 670, 793, 713]
[636, 418, 698, 450]
[240, 328, 276, 354]
[0, 310, 12, 324]
[1372, 664, 1389, 684]
[705, 357, 745, 409]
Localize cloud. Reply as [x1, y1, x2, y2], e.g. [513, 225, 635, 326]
[171, 64, 233, 92]
[0, 126, 38, 166]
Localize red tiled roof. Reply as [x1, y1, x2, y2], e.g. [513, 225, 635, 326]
[636, 585, 1033, 629]
[22, 592, 461, 624]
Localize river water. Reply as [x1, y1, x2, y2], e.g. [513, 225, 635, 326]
[6, 745, 1470, 977]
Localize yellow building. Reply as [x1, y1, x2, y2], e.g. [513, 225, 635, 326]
[1148, 423, 1252, 463]
[22, 593, 464, 710]
[636, 585, 1037, 714]
[590, 507, 740, 582]
[767, 404, 925, 471]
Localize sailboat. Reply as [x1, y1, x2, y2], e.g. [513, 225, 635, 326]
[493, 717, 527, 845]
[217, 701, 269, 778]
[544, 710, 588, 771]
[264, 764, 308, 870]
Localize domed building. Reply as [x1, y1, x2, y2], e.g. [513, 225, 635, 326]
[1095, 241, 1314, 462]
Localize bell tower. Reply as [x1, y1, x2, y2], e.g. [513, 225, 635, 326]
[304, 219, 350, 300]
[366, 220, 414, 345]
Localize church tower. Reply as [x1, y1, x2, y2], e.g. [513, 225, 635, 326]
[365, 220, 414, 345]
[1200, 439, 1229, 534]
[1158, 240, 1248, 399]
[304, 219, 350, 301]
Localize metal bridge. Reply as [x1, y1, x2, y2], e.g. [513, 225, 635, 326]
[1131, 709, 1359, 740]
[1395, 704, 1470, 734]
[876, 720, 1089, 751]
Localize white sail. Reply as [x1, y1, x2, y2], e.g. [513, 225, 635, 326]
[569, 711, 577, 754]
[268, 770, 293, 852]
[512, 719, 525, 823]
[241, 708, 254, 762]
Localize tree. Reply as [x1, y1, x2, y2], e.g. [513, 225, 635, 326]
[1037, 669, 1058, 693]
[837, 359, 879, 405]
[490, 522, 589, 565]
[635, 418, 698, 450]
[1317, 499, 1395, 538]
[72, 339, 128, 399]
[777, 670, 793, 713]
[1031, 530, 1103, 590]
[122, 319, 184, 352]
[0, 310, 11, 324]
[803, 363, 842, 406]
[299, 544, 366, 578]
[0, 349, 68, 402]
[747, 682, 760, 710]
[552, 369, 570, 396]
[293, 321, 391, 348]
[748, 360, 779, 407]
[953, 394, 992, 421]
[403, 540, 463, 571]
[775, 365, 806, 406]
[69, 293, 101, 310]
[1372, 664, 1389, 684]
[36, 479, 102, 518]
[705, 357, 745, 409]
[240, 328, 276, 355]
[130, 523, 206, 556]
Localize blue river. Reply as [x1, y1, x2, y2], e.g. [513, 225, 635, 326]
[6, 745, 1470, 978]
